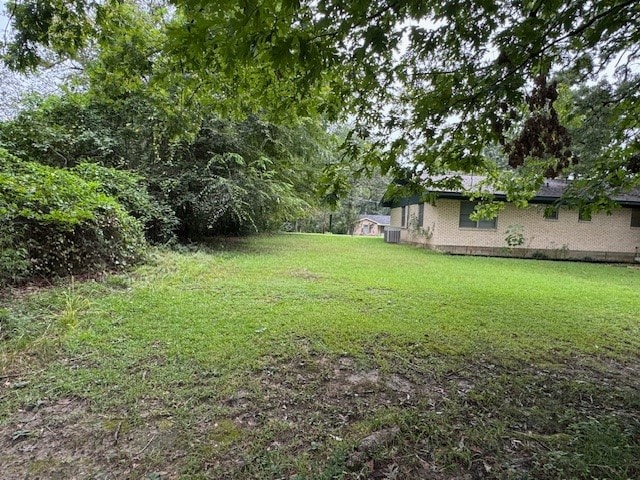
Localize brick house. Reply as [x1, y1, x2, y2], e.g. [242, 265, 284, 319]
[353, 214, 391, 236]
[383, 176, 640, 263]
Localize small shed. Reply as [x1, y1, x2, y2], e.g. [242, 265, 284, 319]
[353, 214, 391, 236]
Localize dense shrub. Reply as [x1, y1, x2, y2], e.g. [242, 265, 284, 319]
[0, 148, 145, 286]
[0, 93, 331, 238]
[72, 162, 179, 244]
[0, 223, 30, 285]
[163, 118, 323, 239]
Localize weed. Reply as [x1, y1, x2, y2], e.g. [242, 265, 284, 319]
[58, 277, 91, 329]
[533, 417, 640, 478]
[504, 224, 526, 248]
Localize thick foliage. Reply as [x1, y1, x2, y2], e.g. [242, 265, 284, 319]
[6, 0, 639, 208]
[0, 148, 145, 286]
[0, 91, 335, 238]
[0, 95, 179, 243]
[164, 118, 326, 238]
[71, 162, 178, 244]
[0, 2, 347, 238]
[0, 92, 158, 169]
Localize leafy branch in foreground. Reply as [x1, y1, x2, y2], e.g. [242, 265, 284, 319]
[3, 0, 640, 207]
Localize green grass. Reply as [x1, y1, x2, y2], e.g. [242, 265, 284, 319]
[1, 234, 640, 479]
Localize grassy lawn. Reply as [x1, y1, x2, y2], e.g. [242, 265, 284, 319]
[2, 233, 640, 479]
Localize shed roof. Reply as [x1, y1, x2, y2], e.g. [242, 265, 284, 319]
[357, 214, 391, 225]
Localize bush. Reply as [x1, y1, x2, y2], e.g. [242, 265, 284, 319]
[0, 148, 146, 286]
[0, 223, 30, 285]
[72, 162, 178, 244]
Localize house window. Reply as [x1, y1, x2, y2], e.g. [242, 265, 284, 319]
[401, 206, 407, 227]
[363, 224, 370, 234]
[631, 208, 640, 228]
[459, 201, 496, 229]
[578, 207, 592, 222]
[418, 203, 425, 227]
[543, 206, 559, 220]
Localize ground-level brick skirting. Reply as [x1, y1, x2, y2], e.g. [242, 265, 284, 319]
[429, 244, 640, 263]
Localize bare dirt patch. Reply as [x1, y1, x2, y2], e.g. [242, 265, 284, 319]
[1, 397, 184, 479]
[288, 268, 324, 281]
[2, 352, 639, 479]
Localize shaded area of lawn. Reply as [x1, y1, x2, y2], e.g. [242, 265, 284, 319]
[2, 234, 640, 479]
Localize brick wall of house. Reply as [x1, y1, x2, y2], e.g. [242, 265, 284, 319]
[390, 199, 640, 260]
[390, 208, 403, 227]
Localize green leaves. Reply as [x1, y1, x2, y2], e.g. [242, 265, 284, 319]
[167, 117, 330, 236]
[3, 0, 640, 215]
[0, 151, 116, 228]
[0, 148, 145, 284]
[2, 0, 96, 70]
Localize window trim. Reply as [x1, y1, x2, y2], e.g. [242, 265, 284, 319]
[418, 203, 425, 227]
[631, 208, 640, 228]
[458, 200, 497, 230]
[578, 207, 592, 222]
[543, 206, 559, 221]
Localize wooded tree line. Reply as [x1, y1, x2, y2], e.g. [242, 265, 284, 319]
[1, 0, 638, 283]
[0, 1, 389, 285]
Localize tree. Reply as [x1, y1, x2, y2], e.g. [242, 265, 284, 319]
[297, 165, 391, 234]
[1, 1, 343, 238]
[3, 0, 639, 207]
[0, 88, 338, 238]
[554, 79, 640, 215]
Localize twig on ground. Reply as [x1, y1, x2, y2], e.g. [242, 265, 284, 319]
[113, 421, 122, 446]
[135, 435, 157, 456]
[0, 369, 45, 380]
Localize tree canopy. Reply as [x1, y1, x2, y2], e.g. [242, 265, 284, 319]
[2, 0, 640, 208]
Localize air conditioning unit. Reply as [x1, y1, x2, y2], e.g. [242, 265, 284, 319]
[384, 229, 401, 244]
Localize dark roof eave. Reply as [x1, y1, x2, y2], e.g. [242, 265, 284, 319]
[436, 191, 561, 204]
[384, 191, 640, 208]
[381, 195, 421, 208]
[618, 199, 640, 207]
